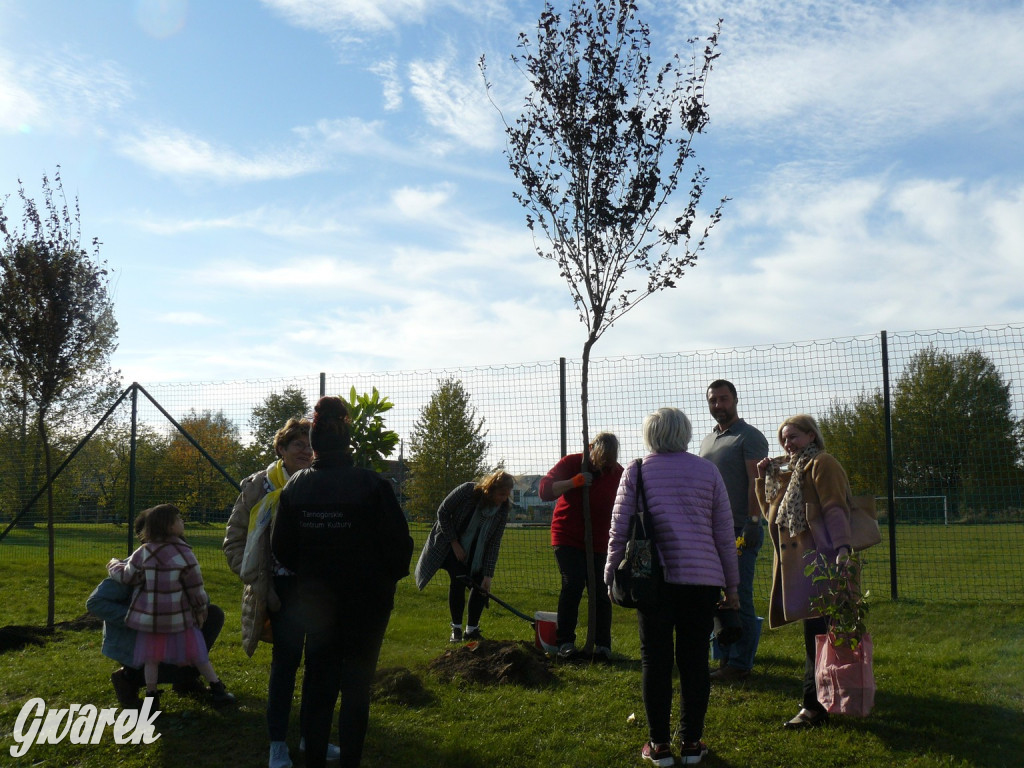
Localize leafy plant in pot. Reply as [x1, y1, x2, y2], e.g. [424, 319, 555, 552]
[804, 549, 870, 650]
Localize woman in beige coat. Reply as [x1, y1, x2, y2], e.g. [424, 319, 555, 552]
[755, 414, 852, 731]
[224, 417, 337, 767]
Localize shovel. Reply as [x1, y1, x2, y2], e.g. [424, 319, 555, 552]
[456, 575, 535, 627]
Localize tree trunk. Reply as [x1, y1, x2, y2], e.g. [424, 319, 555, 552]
[39, 410, 55, 629]
[580, 335, 597, 656]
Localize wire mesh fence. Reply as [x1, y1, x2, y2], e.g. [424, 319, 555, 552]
[2, 324, 1023, 620]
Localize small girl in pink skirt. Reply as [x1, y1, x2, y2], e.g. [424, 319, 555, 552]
[108, 503, 233, 707]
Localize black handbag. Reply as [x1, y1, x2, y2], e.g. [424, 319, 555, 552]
[713, 605, 742, 645]
[611, 459, 663, 609]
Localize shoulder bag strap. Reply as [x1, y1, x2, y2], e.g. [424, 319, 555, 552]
[634, 459, 654, 542]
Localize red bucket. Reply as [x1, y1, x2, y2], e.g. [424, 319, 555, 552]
[534, 611, 558, 653]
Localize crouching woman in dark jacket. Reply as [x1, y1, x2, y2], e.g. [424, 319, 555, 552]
[272, 396, 413, 768]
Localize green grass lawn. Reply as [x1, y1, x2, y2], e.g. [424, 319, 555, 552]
[1, 525, 1022, 767]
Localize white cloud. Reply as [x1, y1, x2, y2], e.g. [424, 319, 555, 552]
[625, 171, 1024, 353]
[134, 205, 357, 238]
[369, 57, 403, 110]
[0, 55, 43, 132]
[391, 184, 452, 219]
[219, 255, 382, 292]
[287, 287, 580, 372]
[259, 0, 510, 37]
[304, 117, 391, 155]
[119, 114, 508, 184]
[118, 126, 321, 181]
[158, 311, 215, 326]
[0, 49, 131, 134]
[408, 50, 502, 150]
[259, 0, 441, 35]
[662, 1, 1024, 152]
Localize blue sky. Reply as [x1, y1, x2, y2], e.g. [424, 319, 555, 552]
[1, 0, 1022, 384]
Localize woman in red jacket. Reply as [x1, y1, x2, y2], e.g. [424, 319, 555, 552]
[538, 432, 622, 661]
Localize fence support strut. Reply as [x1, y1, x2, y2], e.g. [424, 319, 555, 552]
[881, 330, 899, 600]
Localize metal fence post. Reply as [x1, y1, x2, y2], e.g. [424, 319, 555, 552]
[128, 383, 138, 556]
[881, 330, 899, 600]
[559, 357, 567, 458]
[320, 372, 326, 399]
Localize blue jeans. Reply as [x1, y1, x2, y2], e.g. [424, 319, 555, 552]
[718, 524, 762, 672]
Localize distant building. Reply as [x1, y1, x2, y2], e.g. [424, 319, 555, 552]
[384, 463, 554, 524]
[511, 474, 555, 524]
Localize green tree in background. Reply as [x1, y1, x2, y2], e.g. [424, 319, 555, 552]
[892, 348, 1022, 516]
[406, 378, 488, 521]
[821, 347, 1023, 520]
[820, 391, 887, 497]
[244, 386, 309, 470]
[0, 369, 42, 525]
[159, 409, 243, 523]
[0, 168, 119, 627]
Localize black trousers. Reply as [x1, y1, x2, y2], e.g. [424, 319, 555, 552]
[637, 583, 718, 744]
[554, 545, 612, 648]
[441, 550, 487, 627]
[301, 590, 393, 768]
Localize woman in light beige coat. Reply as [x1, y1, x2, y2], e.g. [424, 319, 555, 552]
[756, 414, 853, 731]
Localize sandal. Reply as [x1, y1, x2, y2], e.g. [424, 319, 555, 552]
[783, 708, 829, 729]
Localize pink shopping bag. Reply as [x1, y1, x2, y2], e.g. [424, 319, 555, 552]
[814, 632, 875, 716]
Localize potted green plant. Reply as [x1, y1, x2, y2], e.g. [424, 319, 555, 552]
[804, 550, 870, 650]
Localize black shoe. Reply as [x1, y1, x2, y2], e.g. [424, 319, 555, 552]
[208, 680, 236, 706]
[111, 668, 142, 710]
[463, 627, 483, 641]
[710, 665, 750, 682]
[556, 643, 578, 661]
[449, 626, 463, 642]
[783, 708, 829, 730]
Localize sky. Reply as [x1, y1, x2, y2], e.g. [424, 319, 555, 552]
[1, 0, 1022, 385]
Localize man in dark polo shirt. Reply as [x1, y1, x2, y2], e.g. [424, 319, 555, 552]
[699, 379, 769, 681]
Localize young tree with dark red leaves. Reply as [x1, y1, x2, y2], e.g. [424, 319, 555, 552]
[481, 0, 726, 653]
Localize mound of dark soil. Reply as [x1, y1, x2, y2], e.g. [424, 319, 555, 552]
[428, 639, 556, 688]
[0, 614, 102, 654]
[373, 666, 433, 706]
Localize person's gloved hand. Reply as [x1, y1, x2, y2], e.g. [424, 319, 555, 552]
[571, 472, 593, 488]
[741, 518, 762, 548]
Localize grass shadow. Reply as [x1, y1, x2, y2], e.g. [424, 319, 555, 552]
[848, 689, 1022, 768]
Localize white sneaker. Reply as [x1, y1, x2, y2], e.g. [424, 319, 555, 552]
[268, 741, 292, 768]
[299, 736, 342, 761]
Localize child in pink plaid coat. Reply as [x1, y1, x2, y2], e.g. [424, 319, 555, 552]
[108, 503, 233, 706]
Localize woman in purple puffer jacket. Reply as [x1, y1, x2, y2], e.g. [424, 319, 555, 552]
[605, 407, 739, 767]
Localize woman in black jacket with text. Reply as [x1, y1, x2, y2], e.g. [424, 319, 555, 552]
[272, 396, 413, 768]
